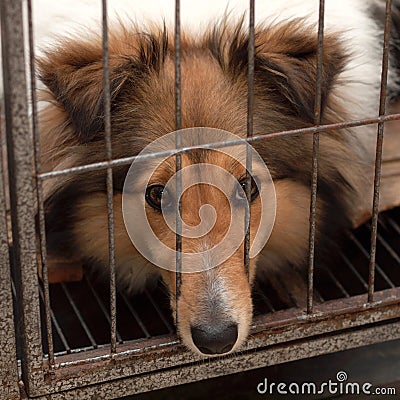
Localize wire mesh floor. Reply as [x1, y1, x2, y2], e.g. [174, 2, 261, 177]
[11, 207, 400, 357]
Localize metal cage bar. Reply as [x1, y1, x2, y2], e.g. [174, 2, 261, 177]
[144, 289, 175, 333]
[101, 0, 118, 356]
[0, 0, 45, 395]
[38, 285, 71, 353]
[387, 214, 400, 233]
[376, 230, 400, 265]
[349, 232, 395, 288]
[307, 0, 325, 314]
[120, 292, 152, 338]
[244, 0, 255, 278]
[368, 0, 393, 303]
[0, 85, 20, 400]
[84, 275, 123, 342]
[27, 0, 55, 366]
[60, 283, 98, 348]
[174, 0, 183, 321]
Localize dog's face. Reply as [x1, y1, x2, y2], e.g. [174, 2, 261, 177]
[38, 21, 354, 356]
[140, 150, 261, 355]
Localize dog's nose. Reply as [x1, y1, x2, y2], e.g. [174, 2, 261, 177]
[190, 322, 238, 355]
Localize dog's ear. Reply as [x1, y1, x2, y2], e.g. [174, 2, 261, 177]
[254, 22, 347, 122]
[39, 39, 126, 143]
[38, 31, 167, 143]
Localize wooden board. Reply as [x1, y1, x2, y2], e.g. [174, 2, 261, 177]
[37, 254, 84, 283]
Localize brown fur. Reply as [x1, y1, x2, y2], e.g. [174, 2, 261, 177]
[38, 20, 370, 355]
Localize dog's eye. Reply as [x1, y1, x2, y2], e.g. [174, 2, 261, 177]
[145, 185, 169, 211]
[236, 177, 259, 203]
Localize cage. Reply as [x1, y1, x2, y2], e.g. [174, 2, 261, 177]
[1, 0, 400, 399]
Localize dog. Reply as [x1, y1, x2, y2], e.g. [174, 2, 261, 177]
[36, 0, 399, 356]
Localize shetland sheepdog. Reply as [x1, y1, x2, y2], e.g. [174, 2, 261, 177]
[36, 0, 399, 356]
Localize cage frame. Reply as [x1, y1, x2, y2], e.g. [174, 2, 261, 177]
[0, 78, 20, 400]
[1, 0, 400, 399]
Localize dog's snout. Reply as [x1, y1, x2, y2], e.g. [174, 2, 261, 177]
[190, 322, 238, 355]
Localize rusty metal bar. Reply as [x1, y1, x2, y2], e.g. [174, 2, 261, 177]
[84, 276, 123, 343]
[119, 292, 152, 338]
[387, 214, 400, 234]
[102, 0, 117, 355]
[376, 231, 400, 265]
[324, 268, 350, 298]
[349, 232, 395, 288]
[0, 93, 20, 400]
[1, 0, 45, 394]
[60, 283, 97, 348]
[37, 113, 400, 181]
[38, 285, 71, 354]
[27, 0, 55, 367]
[368, 0, 393, 303]
[144, 290, 174, 333]
[339, 252, 369, 291]
[244, 0, 255, 279]
[369, 220, 400, 265]
[174, 0, 182, 322]
[307, 0, 325, 314]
